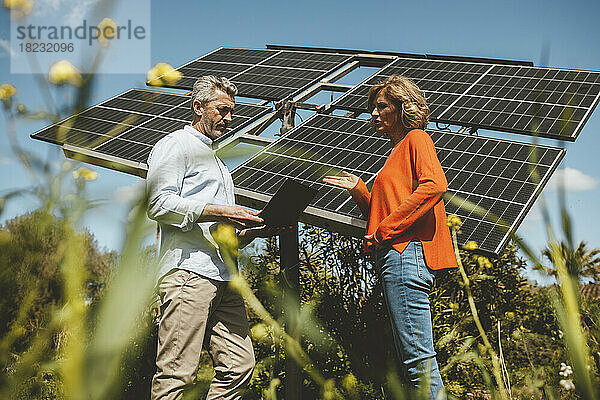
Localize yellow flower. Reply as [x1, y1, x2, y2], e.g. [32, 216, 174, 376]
[477, 256, 493, 269]
[48, 60, 83, 87]
[446, 214, 462, 229]
[4, 0, 34, 18]
[0, 83, 17, 99]
[462, 240, 478, 251]
[97, 17, 117, 47]
[250, 323, 270, 344]
[341, 373, 358, 393]
[147, 62, 183, 86]
[72, 167, 98, 181]
[211, 223, 239, 251]
[0, 83, 17, 108]
[16, 103, 27, 114]
[477, 343, 487, 355]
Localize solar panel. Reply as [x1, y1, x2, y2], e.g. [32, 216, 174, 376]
[232, 114, 564, 255]
[332, 57, 600, 141]
[31, 88, 272, 164]
[148, 47, 353, 101]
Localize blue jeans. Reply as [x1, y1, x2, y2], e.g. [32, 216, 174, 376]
[373, 239, 446, 400]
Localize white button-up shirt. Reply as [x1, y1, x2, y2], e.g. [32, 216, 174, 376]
[146, 125, 235, 282]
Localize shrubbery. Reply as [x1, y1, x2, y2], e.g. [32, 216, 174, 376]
[240, 226, 594, 399]
[3, 209, 600, 399]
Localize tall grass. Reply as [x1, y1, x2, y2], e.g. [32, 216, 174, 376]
[1, 3, 599, 397]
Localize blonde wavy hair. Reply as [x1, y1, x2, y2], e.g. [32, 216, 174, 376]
[367, 75, 430, 131]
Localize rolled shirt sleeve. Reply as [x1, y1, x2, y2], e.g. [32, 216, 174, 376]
[146, 136, 208, 232]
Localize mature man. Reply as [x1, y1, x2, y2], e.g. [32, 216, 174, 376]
[147, 75, 269, 400]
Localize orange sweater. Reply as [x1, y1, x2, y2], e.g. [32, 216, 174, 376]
[350, 129, 458, 270]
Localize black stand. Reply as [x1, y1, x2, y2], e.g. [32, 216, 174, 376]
[280, 223, 301, 400]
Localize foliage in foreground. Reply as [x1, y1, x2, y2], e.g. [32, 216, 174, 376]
[5, 207, 598, 399]
[0, 191, 157, 400]
[239, 227, 599, 399]
[1, 4, 599, 395]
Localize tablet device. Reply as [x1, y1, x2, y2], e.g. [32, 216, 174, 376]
[259, 179, 318, 227]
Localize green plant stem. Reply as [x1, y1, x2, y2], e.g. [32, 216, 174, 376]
[214, 235, 346, 398]
[548, 241, 597, 399]
[229, 275, 343, 398]
[451, 228, 509, 400]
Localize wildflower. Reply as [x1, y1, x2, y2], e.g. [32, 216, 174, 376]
[462, 240, 478, 251]
[446, 214, 462, 229]
[559, 379, 575, 390]
[16, 103, 27, 114]
[72, 167, 98, 181]
[341, 373, 358, 395]
[211, 223, 239, 251]
[147, 62, 183, 86]
[0, 83, 17, 108]
[477, 256, 492, 269]
[477, 343, 487, 355]
[4, 0, 34, 18]
[48, 60, 83, 87]
[250, 323, 270, 344]
[559, 362, 573, 377]
[504, 311, 515, 320]
[449, 302, 459, 312]
[61, 161, 73, 172]
[97, 18, 117, 47]
[323, 379, 337, 398]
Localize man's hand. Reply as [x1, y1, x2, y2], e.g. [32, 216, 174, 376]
[200, 204, 263, 229]
[322, 171, 359, 191]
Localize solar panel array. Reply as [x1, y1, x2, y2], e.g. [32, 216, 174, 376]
[148, 47, 354, 101]
[232, 114, 564, 254]
[30, 46, 598, 255]
[31, 89, 272, 163]
[333, 57, 600, 141]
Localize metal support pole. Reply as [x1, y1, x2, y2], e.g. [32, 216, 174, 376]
[280, 101, 296, 135]
[280, 224, 301, 400]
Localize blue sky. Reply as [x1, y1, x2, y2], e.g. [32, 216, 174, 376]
[1, 0, 599, 283]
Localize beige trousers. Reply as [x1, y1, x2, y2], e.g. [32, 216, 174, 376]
[151, 269, 255, 400]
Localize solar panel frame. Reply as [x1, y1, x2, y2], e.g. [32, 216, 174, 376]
[265, 44, 536, 67]
[438, 65, 600, 141]
[332, 57, 600, 141]
[26, 45, 593, 261]
[232, 114, 565, 256]
[148, 47, 354, 101]
[31, 88, 273, 165]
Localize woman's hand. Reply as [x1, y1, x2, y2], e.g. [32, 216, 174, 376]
[364, 233, 378, 248]
[322, 171, 359, 191]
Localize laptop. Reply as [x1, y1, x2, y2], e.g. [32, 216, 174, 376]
[259, 179, 318, 227]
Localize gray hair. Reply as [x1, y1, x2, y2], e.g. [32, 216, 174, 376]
[190, 75, 238, 116]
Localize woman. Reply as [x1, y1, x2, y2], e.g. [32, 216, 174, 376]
[323, 75, 457, 399]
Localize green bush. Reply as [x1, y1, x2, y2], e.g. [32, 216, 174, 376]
[240, 228, 588, 399]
